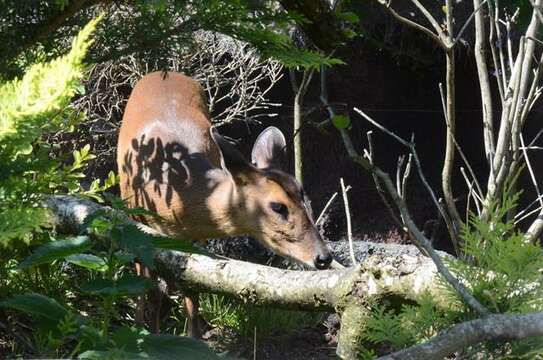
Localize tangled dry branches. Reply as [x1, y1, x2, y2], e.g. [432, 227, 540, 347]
[50, 31, 283, 176]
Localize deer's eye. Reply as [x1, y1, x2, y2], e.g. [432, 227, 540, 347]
[270, 202, 288, 219]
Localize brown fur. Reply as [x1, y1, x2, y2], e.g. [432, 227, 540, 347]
[118, 71, 332, 337]
[117, 71, 330, 267]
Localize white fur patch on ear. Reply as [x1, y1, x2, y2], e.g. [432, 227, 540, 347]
[251, 126, 287, 170]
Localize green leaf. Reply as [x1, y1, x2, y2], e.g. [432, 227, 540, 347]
[18, 236, 92, 269]
[103, 193, 127, 210]
[104, 171, 119, 188]
[114, 250, 137, 265]
[15, 143, 34, 156]
[81, 208, 111, 233]
[81, 275, 155, 297]
[113, 326, 149, 352]
[75, 83, 86, 95]
[142, 334, 219, 360]
[114, 225, 156, 268]
[344, 29, 358, 39]
[265, 47, 344, 69]
[0, 207, 51, 247]
[337, 11, 360, 24]
[78, 325, 107, 354]
[0, 293, 69, 323]
[65, 253, 107, 272]
[331, 114, 351, 129]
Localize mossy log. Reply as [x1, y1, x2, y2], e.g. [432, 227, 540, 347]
[46, 195, 448, 359]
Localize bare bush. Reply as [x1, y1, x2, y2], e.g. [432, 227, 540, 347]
[51, 31, 283, 174]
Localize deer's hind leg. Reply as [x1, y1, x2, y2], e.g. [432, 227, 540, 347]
[184, 291, 201, 338]
[135, 261, 168, 333]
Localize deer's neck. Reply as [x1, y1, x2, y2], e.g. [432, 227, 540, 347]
[164, 168, 247, 242]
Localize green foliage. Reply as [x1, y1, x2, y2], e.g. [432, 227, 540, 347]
[0, 18, 96, 151]
[2, 199, 215, 358]
[446, 190, 543, 317]
[17, 236, 92, 269]
[80, 276, 155, 297]
[331, 114, 351, 129]
[199, 293, 323, 340]
[74, 331, 220, 360]
[0, 19, 209, 357]
[1, 0, 343, 79]
[362, 306, 414, 350]
[141, 334, 219, 360]
[200, 294, 246, 332]
[360, 191, 543, 358]
[0, 17, 117, 249]
[200, 0, 343, 69]
[0, 293, 70, 325]
[361, 293, 451, 354]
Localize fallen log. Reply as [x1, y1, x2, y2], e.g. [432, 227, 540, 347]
[45, 195, 543, 359]
[45, 195, 447, 358]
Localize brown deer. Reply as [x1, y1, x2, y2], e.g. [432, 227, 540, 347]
[117, 71, 332, 336]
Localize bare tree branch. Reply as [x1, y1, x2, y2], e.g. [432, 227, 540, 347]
[410, 0, 449, 45]
[378, 312, 543, 360]
[473, 0, 496, 164]
[45, 195, 455, 360]
[335, 124, 489, 316]
[452, 0, 488, 48]
[353, 107, 459, 251]
[376, 1, 445, 48]
[290, 68, 315, 184]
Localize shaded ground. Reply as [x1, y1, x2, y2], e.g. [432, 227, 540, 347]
[204, 325, 339, 360]
[198, 236, 434, 359]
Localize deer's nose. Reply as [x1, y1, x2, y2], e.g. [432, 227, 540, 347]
[314, 252, 332, 270]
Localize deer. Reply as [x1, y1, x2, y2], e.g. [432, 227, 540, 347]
[117, 71, 333, 337]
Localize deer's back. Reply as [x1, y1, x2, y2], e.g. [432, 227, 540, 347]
[117, 72, 221, 235]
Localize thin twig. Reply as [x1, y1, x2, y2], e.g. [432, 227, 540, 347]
[367, 130, 405, 230]
[396, 155, 405, 198]
[316, 192, 339, 226]
[353, 107, 460, 250]
[515, 203, 543, 225]
[514, 194, 543, 221]
[410, 0, 449, 44]
[340, 178, 357, 267]
[354, 107, 410, 146]
[401, 154, 413, 202]
[336, 125, 489, 316]
[376, 0, 445, 48]
[520, 134, 542, 208]
[460, 167, 482, 217]
[439, 83, 484, 199]
[452, 0, 488, 47]
[253, 326, 257, 360]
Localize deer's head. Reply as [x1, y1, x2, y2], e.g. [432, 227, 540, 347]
[211, 127, 333, 269]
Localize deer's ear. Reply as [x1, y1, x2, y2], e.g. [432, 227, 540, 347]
[210, 127, 254, 184]
[251, 126, 287, 170]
